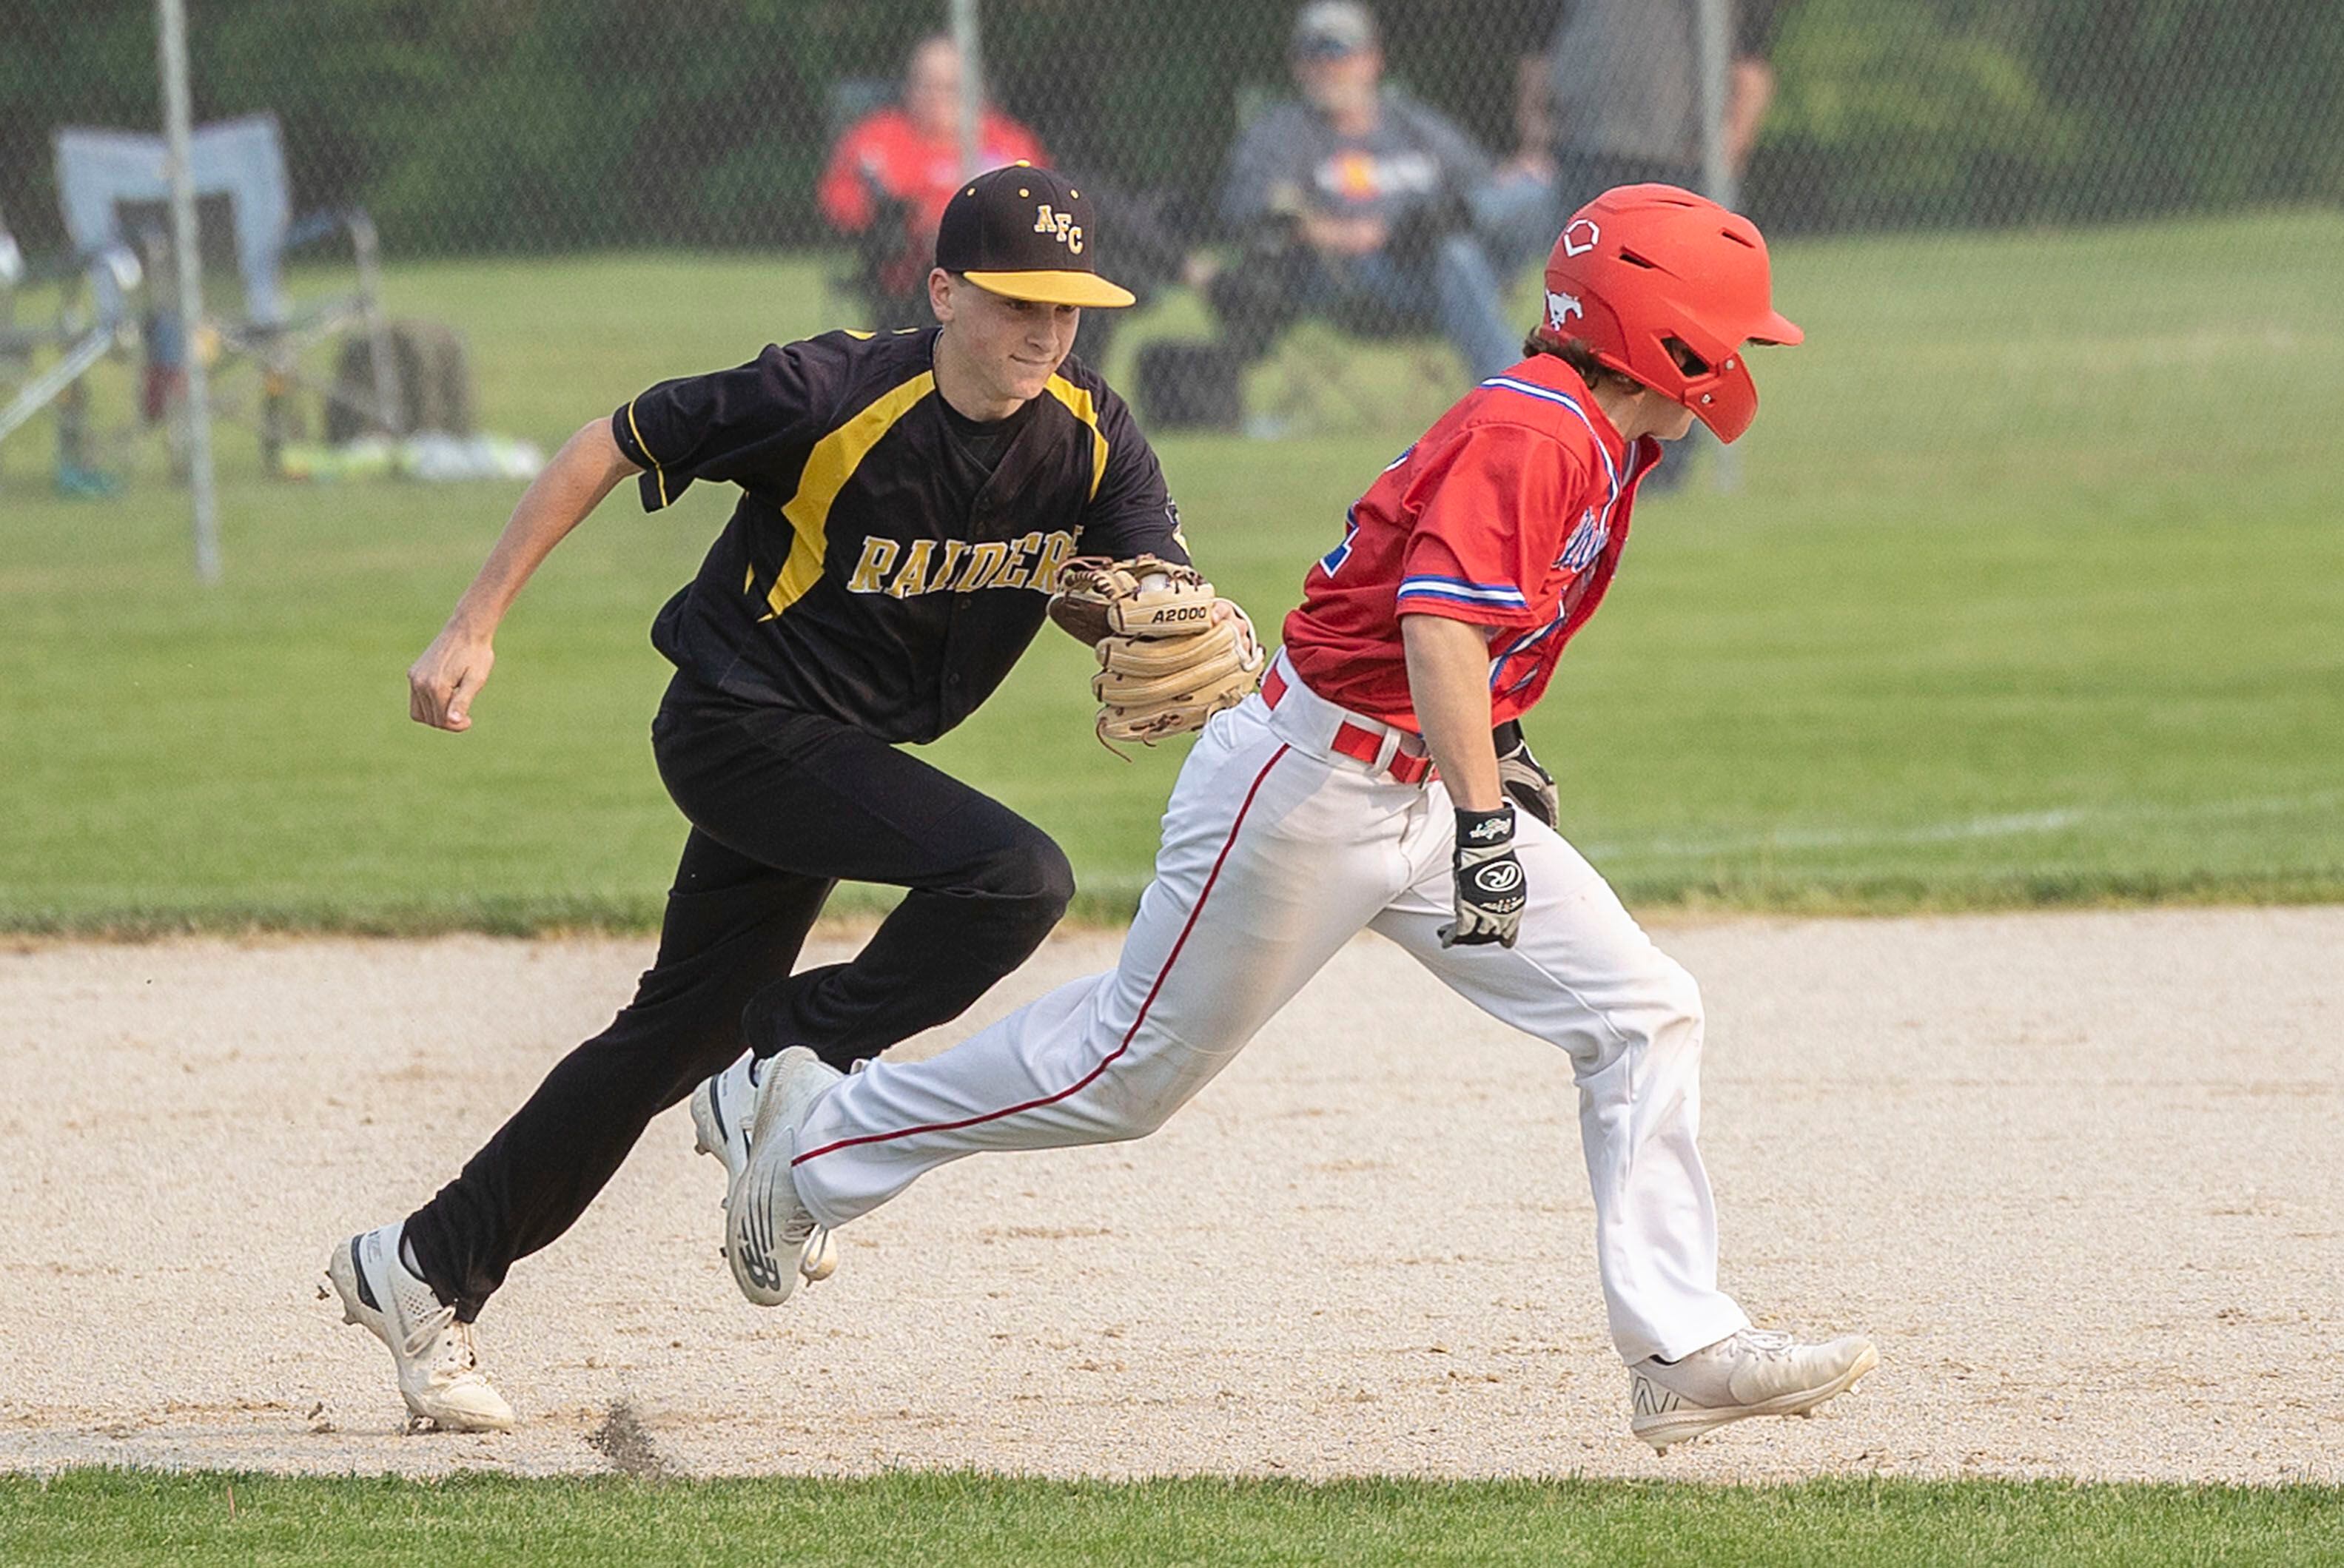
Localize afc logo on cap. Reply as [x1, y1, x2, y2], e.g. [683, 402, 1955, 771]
[1034, 204, 1084, 256]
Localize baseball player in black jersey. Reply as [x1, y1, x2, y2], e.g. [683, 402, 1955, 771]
[325, 166, 1209, 1432]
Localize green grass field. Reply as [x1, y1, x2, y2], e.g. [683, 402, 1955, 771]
[2, 212, 2340, 931]
[4, 1472, 2340, 1567]
[4, 215, 2341, 1557]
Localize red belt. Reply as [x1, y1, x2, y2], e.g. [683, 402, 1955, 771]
[1260, 664, 1434, 784]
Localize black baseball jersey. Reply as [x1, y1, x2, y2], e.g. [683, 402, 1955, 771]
[610, 326, 1186, 744]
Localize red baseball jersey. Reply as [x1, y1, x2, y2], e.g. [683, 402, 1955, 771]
[1280, 354, 1661, 732]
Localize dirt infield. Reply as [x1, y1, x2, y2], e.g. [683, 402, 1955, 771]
[1, 909, 2337, 1484]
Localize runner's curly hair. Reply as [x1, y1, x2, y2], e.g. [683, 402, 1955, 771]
[1520, 332, 1648, 396]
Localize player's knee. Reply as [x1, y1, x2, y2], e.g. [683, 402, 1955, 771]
[975, 832, 1075, 930]
[1089, 1082, 1183, 1143]
[1648, 957, 1705, 1051]
[1578, 957, 1703, 1081]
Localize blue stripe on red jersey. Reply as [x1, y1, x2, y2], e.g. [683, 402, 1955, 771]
[1396, 573, 1530, 608]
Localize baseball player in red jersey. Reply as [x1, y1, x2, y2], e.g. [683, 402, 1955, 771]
[728, 186, 1877, 1453]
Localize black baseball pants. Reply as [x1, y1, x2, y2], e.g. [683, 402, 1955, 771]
[402, 673, 1074, 1319]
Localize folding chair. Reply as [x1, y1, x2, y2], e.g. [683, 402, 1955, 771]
[53, 113, 398, 473]
[0, 200, 144, 491]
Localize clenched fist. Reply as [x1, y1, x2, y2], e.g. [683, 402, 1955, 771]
[408, 625, 495, 732]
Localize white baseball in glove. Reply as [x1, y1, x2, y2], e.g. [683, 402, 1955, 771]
[1047, 554, 1266, 750]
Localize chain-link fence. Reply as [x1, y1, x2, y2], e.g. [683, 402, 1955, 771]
[13, 1, 2341, 253]
[6, 0, 2341, 459]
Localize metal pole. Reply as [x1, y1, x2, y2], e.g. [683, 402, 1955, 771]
[950, 0, 984, 178]
[156, 0, 220, 582]
[1694, 0, 1736, 212]
[1693, 0, 1740, 493]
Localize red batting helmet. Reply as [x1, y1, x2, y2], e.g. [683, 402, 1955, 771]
[1535, 184, 1801, 443]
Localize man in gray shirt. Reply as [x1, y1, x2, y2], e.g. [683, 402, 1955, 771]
[1525, 0, 1782, 205]
[1472, 0, 1785, 488]
[1209, 1, 1521, 384]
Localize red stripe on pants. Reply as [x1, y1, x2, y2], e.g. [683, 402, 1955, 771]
[794, 744, 1293, 1164]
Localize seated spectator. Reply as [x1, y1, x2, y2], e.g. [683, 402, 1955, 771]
[1209, 1, 1519, 383]
[817, 36, 1048, 329]
[817, 36, 1190, 366]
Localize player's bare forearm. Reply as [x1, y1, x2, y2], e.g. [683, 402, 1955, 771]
[408, 419, 640, 731]
[443, 420, 637, 636]
[1401, 613, 1503, 812]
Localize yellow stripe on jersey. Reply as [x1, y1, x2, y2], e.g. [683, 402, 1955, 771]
[1044, 375, 1109, 502]
[762, 371, 937, 622]
[624, 399, 670, 509]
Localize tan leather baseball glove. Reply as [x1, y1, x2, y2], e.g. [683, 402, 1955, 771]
[1047, 555, 1266, 750]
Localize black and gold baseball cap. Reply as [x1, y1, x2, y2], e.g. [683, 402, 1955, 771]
[935, 162, 1136, 309]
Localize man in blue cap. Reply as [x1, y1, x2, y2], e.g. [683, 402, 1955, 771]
[1212, 1, 1520, 383]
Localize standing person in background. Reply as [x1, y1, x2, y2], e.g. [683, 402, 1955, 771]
[1494, 1, 1787, 491]
[1209, 1, 1522, 384]
[1515, 0, 1782, 203]
[819, 35, 1050, 329]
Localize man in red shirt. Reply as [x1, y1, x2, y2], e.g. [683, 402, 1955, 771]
[726, 185, 1879, 1455]
[819, 36, 1050, 326]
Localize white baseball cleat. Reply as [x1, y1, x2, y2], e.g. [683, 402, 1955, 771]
[724, 1046, 845, 1305]
[694, 1051, 839, 1288]
[324, 1222, 515, 1433]
[1629, 1328, 1878, 1454]
[691, 1051, 761, 1185]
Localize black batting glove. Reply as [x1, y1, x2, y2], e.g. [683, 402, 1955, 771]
[1492, 721, 1556, 830]
[1440, 805, 1527, 949]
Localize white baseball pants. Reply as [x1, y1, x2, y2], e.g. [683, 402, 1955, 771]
[790, 664, 1751, 1363]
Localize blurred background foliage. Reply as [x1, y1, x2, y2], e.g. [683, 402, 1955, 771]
[4, 0, 2340, 258]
